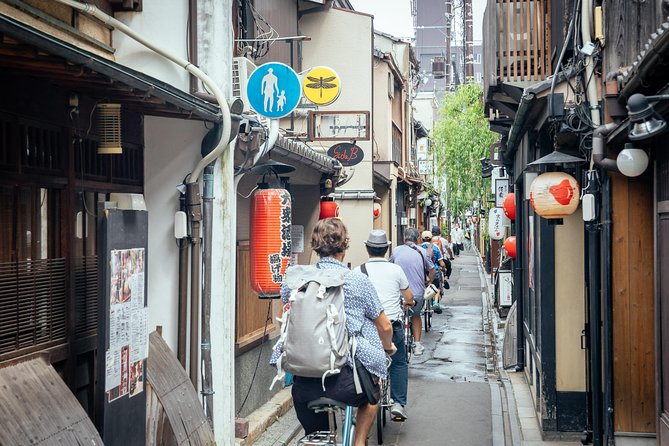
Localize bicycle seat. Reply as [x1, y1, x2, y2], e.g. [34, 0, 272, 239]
[307, 397, 348, 412]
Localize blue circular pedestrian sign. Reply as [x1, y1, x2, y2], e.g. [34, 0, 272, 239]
[247, 62, 301, 119]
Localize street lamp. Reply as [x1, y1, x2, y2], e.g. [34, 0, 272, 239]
[616, 143, 649, 177]
[626, 93, 669, 140]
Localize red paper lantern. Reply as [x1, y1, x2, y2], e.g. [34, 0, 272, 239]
[529, 172, 580, 219]
[319, 198, 339, 219]
[502, 192, 516, 221]
[503, 236, 517, 259]
[373, 202, 381, 219]
[250, 187, 292, 297]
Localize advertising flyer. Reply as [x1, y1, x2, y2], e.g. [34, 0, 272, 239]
[105, 248, 148, 402]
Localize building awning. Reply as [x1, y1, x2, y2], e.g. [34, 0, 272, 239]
[271, 134, 342, 175]
[0, 13, 221, 122]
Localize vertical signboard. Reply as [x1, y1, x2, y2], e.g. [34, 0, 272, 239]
[97, 208, 148, 445]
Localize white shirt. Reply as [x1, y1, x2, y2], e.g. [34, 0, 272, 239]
[454, 228, 465, 244]
[354, 258, 409, 322]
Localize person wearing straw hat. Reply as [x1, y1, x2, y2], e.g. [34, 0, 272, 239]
[355, 229, 415, 421]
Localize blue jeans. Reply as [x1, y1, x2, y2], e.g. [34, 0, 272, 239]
[389, 321, 408, 406]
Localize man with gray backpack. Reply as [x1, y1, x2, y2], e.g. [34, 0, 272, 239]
[269, 218, 395, 446]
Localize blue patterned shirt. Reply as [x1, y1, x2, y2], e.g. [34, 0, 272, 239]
[269, 257, 387, 379]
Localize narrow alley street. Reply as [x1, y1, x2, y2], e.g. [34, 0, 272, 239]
[253, 250, 502, 446]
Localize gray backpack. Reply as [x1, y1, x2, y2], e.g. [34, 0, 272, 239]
[271, 264, 353, 390]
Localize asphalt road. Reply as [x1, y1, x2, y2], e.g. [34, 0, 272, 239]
[373, 250, 493, 446]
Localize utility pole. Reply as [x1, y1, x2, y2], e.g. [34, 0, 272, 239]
[445, 0, 453, 88]
[464, 0, 474, 79]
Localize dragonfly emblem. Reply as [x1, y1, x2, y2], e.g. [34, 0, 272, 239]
[305, 76, 337, 98]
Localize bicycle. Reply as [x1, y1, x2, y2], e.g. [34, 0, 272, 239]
[297, 397, 356, 446]
[375, 356, 393, 444]
[403, 308, 414, 363]
[422, 291, 434, 333]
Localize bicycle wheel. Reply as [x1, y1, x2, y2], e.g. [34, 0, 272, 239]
[404, 316, 413, 363]
[376, 406, 384, 444]
[424, 301, 432, 332]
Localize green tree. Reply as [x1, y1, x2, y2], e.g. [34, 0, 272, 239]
[432, 83, 497, 219]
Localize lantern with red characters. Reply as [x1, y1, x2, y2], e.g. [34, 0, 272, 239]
[503, 236, 517, 259]
[250, 185, 292, 298]
[502, 192, 516, 221]
[373, 202, 381, 219]
[529, 172, 580, 218]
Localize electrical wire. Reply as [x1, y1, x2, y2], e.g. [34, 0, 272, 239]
[237, 300, 273, 416]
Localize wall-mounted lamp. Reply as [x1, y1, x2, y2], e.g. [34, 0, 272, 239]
[627, 93, 669, 140]
[616, 143, 649, 177]
[481, 157, 493, 178]
[97, 103, 123, 154]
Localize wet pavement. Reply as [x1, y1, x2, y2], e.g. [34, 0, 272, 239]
[376, 250, 493, 445]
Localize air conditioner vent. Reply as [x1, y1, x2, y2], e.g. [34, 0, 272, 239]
[232, 57, 257, 112]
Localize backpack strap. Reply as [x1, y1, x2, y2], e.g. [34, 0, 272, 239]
[409, 244, 430, 278]
[360, 263, 368, 276]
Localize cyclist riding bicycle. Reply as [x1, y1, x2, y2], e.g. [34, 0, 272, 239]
[389, 228, 435, 356]
[355, 229, 415, 421]
[420, 230, 445, 314]
[270, 219, 396, 446]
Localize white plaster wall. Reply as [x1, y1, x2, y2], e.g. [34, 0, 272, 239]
[144, 117, 208, 350]
[413, 94, 437, 132]
[300, 8, 375, 263]
[373, 62, 392, 160]
[114, 0, 191, 92]
[555, 209, 586, 391]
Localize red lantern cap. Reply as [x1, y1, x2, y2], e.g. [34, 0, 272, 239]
[503, 236, 517, 259]
[502, 192, 516, 221]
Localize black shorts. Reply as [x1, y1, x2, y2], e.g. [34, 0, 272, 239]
[292, 366, 370, 434]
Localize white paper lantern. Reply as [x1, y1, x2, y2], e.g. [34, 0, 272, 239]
[529, 172, 580, 218]
[488, 207, 508, 240]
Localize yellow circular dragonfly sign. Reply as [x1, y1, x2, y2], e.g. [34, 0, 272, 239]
[302, 66, 341, 106]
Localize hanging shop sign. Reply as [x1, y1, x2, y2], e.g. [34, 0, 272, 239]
[247, 62, 301, 119]
[250, 186, 292, 298]
[327, 142, 364, 166]
[488, 207, 507, 241]
[302, 66, 341, 106]
[529, 172, 580, 219]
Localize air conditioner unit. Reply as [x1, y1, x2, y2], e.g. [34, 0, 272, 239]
[232, 57, 257, 112]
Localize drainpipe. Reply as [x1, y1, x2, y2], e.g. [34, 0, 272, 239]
[52, 1, 234, 439]
[601, 175, 614, 445]
[514, 186, 524, 370]
[582, 0, 601, 128]
[592, 123, 619, 172]
[177, 193, 188, 367]
[201, 164, 215, 425]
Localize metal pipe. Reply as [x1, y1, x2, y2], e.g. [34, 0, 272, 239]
[177, 193, 189, 367]
[514, 185, 524, 370]
[592, 123, 619, 172]
[601, 174, 614, 445]
[586, 177, 603, 446]
[187, 181, 202, 387]
[188, 0, 199, 94]
[201, 165, 215, 425]
[582, 0, 601, 128]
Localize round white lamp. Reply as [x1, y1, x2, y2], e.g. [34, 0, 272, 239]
[424, 198, 433, 207]
[616, 143, 649, 177]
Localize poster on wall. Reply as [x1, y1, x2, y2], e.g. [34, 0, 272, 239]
[106, 248, 148, 402]
[498, 271, 513, 306]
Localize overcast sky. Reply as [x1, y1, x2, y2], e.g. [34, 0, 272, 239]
[349, 0, 487, 42]
[349, 0, 414, 39]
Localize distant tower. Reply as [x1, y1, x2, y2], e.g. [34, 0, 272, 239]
[464, 0, 474, 79]
[414, 0, 448, 98]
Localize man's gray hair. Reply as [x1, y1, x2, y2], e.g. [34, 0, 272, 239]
[404, 227, 419, 242]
